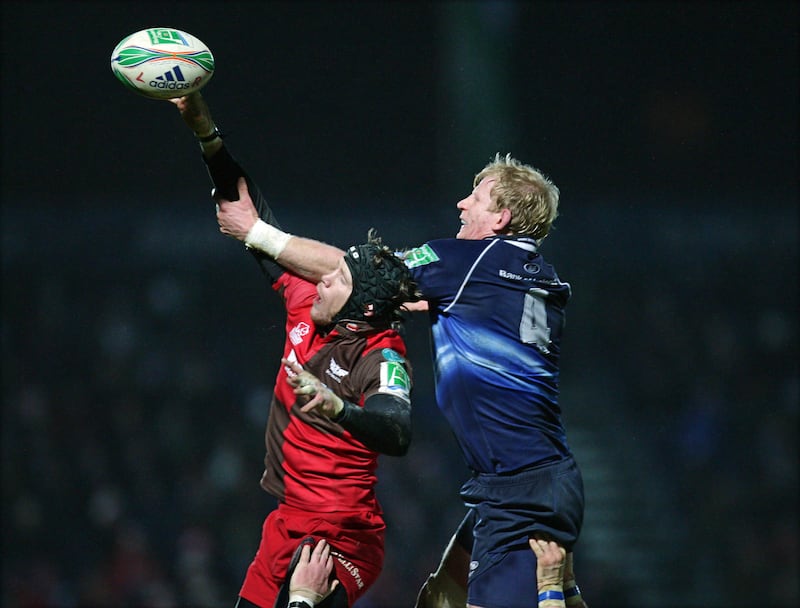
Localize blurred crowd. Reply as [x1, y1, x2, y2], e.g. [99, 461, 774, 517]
[2, 203, 797, 607]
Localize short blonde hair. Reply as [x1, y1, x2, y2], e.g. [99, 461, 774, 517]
[474, 153, 560, 242]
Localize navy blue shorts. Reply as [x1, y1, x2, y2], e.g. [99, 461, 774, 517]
[457, 457, 584, 608]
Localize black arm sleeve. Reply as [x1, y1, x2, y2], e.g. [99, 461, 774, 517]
[203, 146, 285, 281]
[334, 393, 412, 457]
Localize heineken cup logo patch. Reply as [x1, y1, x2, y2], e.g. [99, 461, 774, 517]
[379, 361, 410, 402]
[146, 28, 191, 46]
[402, 244, 439, 268]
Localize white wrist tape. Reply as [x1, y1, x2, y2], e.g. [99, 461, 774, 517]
[244, 219, 292, 258]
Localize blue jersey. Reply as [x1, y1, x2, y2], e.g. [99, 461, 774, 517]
[403, 236, 573, 474]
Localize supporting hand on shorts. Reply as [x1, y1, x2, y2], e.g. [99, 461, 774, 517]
[530, 538, 588, 608]
[289, 539, 340, 606]
[530, 537, 566, 589]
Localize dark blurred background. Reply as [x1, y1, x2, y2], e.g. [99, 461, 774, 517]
[2, 1, 797, 607]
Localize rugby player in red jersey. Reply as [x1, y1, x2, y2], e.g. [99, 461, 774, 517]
[172, 95, 420, 608]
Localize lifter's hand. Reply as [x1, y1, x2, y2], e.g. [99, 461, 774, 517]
[282, 357, 344, 419]
[289, 539, 340, 605]
[216, 178, 259, 241]
[529, 537, 566, 590]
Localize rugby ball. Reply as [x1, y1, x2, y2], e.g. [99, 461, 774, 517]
[110, 27, 214, 99]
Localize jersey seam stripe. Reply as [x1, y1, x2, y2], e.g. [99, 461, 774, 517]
[443, 239, 498, 314]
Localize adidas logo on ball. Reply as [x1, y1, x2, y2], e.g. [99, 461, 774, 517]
[148, 65, 202, 91]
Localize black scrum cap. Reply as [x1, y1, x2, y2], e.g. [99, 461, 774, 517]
[334, 232, 417, 325]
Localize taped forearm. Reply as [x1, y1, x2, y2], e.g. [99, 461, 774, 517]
[203, 146, 286, 280]
[245, 219, 292, 258]
[334, 394, 411, 456]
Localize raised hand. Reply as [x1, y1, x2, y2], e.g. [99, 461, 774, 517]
[168, 92, 216, 137]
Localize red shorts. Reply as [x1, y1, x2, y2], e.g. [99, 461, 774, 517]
[239, 504, 386, 607]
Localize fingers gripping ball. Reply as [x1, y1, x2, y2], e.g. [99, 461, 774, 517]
[110, 27, 214, 99]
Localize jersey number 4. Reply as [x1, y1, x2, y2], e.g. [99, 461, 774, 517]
[520, 288, 551, 353]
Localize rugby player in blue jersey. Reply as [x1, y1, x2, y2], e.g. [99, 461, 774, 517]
[174, 91, 588, 608]
[400, 155, 588, 608]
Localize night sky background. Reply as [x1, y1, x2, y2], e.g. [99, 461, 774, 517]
[2, 2, 798, 607]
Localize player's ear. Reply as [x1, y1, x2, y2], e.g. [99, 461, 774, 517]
[494, 208, 512, 232]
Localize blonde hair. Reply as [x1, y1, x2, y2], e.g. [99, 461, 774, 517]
[473, 153, 560, 242]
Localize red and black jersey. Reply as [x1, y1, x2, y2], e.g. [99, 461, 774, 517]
[260, 271, 412, 513]
[204, 143, 413, 607]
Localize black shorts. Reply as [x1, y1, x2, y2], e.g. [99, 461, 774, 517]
[456, 457, 584, 608]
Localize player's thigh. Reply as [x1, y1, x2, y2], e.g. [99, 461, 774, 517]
[467, 547, 538, 608]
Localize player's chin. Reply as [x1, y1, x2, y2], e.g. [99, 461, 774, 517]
[310, 305, 333, 326]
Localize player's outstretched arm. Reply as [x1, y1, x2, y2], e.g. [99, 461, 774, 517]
[169, 92, 223, 157]
[217, 179, 344, 281]
[171, 96, 344, 281]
